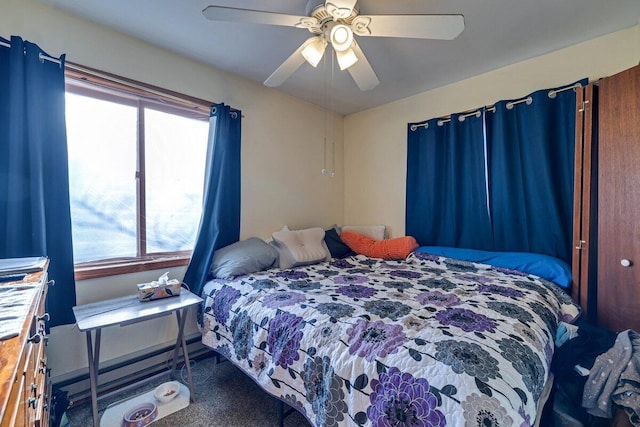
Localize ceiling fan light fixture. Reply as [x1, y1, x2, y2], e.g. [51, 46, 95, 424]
[329, 24, 353, 52]
[203, 3, 464, 91]
[336, 46, 358, 70]
[301, 37, 326, 67]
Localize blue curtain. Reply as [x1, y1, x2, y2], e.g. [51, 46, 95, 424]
[183, 103, 241, 296]
[406, 112, 493, 249]
[486, 80, 585, 263]
[0, 36, 76, 327]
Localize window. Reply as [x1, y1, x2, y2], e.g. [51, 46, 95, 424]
[64, 75, 210, 277]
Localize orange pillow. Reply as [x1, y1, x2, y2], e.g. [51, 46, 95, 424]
[340, 230, 419, 260]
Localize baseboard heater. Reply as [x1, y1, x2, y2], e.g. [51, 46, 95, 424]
[55, 334, 213, 406]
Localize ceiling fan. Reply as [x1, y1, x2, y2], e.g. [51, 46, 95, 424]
[203, 0, 464, 91]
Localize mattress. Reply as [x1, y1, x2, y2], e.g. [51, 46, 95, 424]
[200, 252, 579, 426]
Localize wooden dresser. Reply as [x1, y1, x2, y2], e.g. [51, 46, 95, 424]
[0, 263, 51, 427]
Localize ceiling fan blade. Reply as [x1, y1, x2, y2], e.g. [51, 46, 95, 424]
[264, 39, 314, 87]
[203, 6, 319, 30]
[325, 0, 358, 20]
[352, 14, 464, 40]
[346, 41, 379, 91]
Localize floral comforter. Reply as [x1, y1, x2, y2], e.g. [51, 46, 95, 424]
[200, 252, 579, 427]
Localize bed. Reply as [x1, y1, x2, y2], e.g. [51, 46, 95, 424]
[199, 245, 579, 426]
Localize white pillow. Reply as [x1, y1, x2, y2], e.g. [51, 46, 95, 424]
[341, 225, 386, 241]
[271, 226, 330, 269]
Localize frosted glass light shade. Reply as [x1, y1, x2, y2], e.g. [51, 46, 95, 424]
[301, 37, 326, 67]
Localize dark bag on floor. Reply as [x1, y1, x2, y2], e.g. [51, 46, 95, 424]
[49, 386, 70, 427]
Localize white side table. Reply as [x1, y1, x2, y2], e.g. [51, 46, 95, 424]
[72, 290, 202, 427]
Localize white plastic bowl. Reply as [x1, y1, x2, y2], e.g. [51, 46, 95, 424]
[153, 381, 181, 403]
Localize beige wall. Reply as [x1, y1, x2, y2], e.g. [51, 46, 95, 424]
[344, 25, 640, 238]
[1, 0, 344, 382]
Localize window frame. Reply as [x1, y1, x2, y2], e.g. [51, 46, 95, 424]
[65, 65, 213, 280]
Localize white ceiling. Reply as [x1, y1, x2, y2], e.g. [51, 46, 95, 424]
[40, 0, 640, 115]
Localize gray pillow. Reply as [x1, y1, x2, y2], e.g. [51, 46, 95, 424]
[210, 237, 279, 279]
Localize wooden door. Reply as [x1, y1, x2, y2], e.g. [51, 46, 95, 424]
[597, 65, 640, 332]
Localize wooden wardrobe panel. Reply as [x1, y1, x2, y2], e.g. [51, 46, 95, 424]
[572, 86, 585, 304]
[572, 84, 597, 319]
[597, 65, 640, 333]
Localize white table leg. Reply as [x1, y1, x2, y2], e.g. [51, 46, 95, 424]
[171, 309, 196, 402]
[179, 309, 195, 402]
[86, 328, 101, 427]
[169, 312, 182, 377]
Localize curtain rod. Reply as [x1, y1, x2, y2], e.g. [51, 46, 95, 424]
[1, 39, 222, 114]
[0, 39, 63, 66]
[410, 82, 583, 131]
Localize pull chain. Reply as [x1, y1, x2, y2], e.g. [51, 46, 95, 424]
[330, 48, 336, 178]
[321, 51, 328, 175]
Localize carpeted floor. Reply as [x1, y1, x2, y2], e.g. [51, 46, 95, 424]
[65, 354, 312, 426]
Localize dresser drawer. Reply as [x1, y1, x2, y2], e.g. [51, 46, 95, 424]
[2, 369, 26, 427]
[0, 263, 51, 427]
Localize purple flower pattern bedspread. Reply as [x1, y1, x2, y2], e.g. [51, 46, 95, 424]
[200, 252, 580, 427]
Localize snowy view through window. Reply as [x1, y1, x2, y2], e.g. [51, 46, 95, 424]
[65, 92, 209, 263]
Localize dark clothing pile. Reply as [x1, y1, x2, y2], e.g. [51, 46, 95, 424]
[582, 330, 640, 426]
[551, 318, 617, 426]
